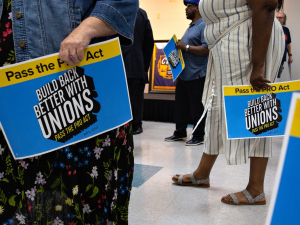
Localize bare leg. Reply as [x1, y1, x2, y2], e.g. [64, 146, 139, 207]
[173, 153, 218, 183]
[222, 157, 268, 203]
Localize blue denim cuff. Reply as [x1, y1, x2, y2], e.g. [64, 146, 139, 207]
[90, 2, 137, 45]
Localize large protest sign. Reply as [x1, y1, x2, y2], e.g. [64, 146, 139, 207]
[265, 92, 300, 225]
[163, 35, 185, 82]
[0, 38, 132, 159]
[223, 80, 300, 139]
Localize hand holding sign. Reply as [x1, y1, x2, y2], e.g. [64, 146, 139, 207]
[163, 35, 185, 82]
[59, 17, 118, 66]
[175, 40, 187, 51]
[0, 38, 132, 159]
[250, 66, 271, 91]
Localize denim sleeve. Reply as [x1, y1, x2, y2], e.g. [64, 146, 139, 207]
[90, 0, 139, 45]
[199, 23, 208, 49]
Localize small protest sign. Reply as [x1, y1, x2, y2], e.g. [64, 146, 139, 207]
[163, 35, 185, 82]
[223, 80, 300, 139]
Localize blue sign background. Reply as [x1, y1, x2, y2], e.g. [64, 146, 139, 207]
[163, 37, 184, 82]
[270, 135, 300, 225]
[224, 92, 294, 139]
[0, 56, 132, 159]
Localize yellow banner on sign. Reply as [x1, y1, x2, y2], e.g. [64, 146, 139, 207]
[172, 34, 185, 69]
[0, 39, 121, 88]
[223, 80, 300, 96]
[290, 99, 300, 138]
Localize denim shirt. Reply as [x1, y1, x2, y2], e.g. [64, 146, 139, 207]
[0, 0, 138, 62]
[180, 18, 208, 81]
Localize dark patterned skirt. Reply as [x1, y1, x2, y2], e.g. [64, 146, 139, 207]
[0, 122, 134, 225]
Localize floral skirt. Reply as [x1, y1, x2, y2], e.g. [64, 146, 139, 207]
[0, 122, 134, 225]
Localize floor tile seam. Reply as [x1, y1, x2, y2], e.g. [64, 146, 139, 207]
[153, 195, 180, 223]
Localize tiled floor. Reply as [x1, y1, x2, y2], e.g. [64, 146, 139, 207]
[129, 121, 282, 225]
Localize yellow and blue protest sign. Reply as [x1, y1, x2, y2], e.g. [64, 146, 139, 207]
[0, 38, 132, 159]
[223, 80, 300, 139]
[163, 35, 185, 82]
[266, 92, 300, 225]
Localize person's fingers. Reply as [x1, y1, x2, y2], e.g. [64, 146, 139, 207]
[69, 52, 80, 65]
[65, 52, 76, 66]
[59, 47, 72, 65]
[251, 81, 264, 90]
[256, 84, 265, 90]
[260, 82, 271, 88]
[60, 48, 81, 66]
[260, 78, 271, 83]
[69, 47, 83, 65]
[253, 85, 260, 91]
[252, 82, 271, 91]
[76, 46, 85, 62]
[59, 34, 88, 66]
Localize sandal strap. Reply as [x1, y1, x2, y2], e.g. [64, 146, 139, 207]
[177, 175, 183, 184]
[242, 189, 265, 203]
[189, 173, 210, 185]
[229, 193, 239, 204]
[253, 192, 265, 202]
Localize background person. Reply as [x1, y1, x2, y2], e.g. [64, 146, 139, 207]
[164, 0, 209, 146]
[276, 12, 293, 78]
[172, 0, 284, 206]
[0, 0, 138, 224]
[122, 8, 154, 135]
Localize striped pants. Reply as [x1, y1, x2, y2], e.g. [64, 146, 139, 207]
[202, 19, 285, 165]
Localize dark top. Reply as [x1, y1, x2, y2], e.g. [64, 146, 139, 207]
[121, 8, 154, 82]
[180, 18, 208, 81]
[282, 26, 291, 62]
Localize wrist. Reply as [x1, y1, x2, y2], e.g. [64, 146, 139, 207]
[82, 17, 117, 39]
[185, 45, 190, 52]
[288, 54, 292, 56]
[252, 64, 264, 70]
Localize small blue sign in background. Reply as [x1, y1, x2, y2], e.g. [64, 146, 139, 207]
[163, 36, 184, 82]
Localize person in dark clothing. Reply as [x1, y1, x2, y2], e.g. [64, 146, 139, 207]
[122, 8, 154, 135]
[164, 0, 209, 146]
[276, 12, 293, 78]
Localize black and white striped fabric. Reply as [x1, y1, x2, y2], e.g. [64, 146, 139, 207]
[198, 0, 285, 165]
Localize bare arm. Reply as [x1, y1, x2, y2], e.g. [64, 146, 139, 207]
[247, 0, 278, 90]
[175, 40, 209, 56]
[287, 43, 293, 63]
[59, 17, 117, 66]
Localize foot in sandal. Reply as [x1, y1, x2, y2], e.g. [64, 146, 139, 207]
[221, 188, 266, 205]
[172, 173, 210, 188]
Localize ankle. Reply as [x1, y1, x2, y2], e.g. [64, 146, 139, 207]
[193, 170, 210, 180]
[246, 185, 264, 197]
